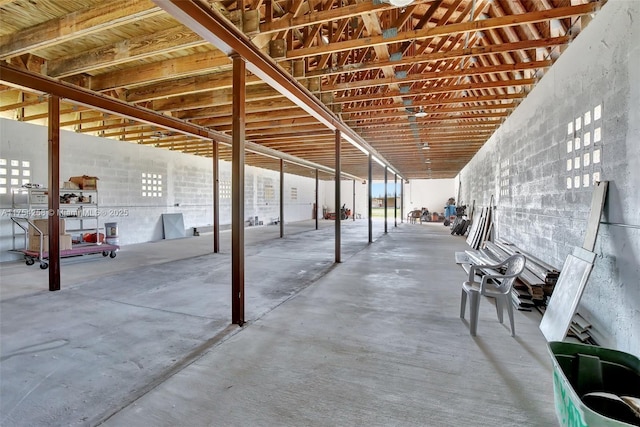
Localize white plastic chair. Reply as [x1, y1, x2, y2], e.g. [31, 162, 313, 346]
[460, 254, 526, 336]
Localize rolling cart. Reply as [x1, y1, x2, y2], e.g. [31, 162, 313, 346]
[10, 217, 119, 269]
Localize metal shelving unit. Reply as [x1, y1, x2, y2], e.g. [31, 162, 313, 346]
[9, 187, 119, 268]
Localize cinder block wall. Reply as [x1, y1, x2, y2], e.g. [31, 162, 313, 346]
[457, 1, 639, 356]
[0, 119, 322, 261]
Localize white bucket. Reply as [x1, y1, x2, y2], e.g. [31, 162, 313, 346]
[105, 222, 119, 245]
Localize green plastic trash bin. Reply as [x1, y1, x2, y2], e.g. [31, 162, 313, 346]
[548, 341, 640, 427]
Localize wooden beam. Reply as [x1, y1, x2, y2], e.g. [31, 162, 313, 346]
[0, 0, 162, 59]
[285, 2, 601, 60]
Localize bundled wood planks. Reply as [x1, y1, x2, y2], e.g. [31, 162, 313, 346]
[466, 205, 493, 250]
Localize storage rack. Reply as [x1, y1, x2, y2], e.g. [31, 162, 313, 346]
[9, 187, 119, 268]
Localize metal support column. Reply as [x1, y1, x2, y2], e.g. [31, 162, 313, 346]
[352, 179, 356, 221]
[212, 140, 220, 253]
[231, 55, 245, 326]
[335, 130, 341, 263]
[384, 166, 388, 234]
[368, 154, 372, 243]
[401, 181, 404, 223]
[315, 168, 319, 230]
[280, 158, 284, 238]
[394, 173, 397, 227]
[48, 95, 61, 292]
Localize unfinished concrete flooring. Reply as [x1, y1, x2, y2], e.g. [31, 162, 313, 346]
[0, 220, 557, 426]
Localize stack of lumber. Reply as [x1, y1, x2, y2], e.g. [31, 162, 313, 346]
[568, 313, 598, 344]
[462, 247, 534, 311]
[465, 204, 493, 250]
[475, 240, 560, 310]
[481, 242, 543, 310]
[494, 239, 560, 296]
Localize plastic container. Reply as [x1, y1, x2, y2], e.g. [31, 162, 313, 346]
[105, 222, 119, 245]
[548, 341, 640, 427]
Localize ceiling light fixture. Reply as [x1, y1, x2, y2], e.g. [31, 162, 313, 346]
[415, 107, 427, 118]
[388, 0, 414, 7]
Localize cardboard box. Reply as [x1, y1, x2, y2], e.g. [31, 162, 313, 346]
[28, 234, 73, 252]
[69, 175, 99, 190]
[29, 218, 66, 235]
[29, 190, 48, 204]
[62, 181, 80, 190]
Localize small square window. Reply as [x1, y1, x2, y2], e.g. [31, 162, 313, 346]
[142, 185, 146, 190]
[142, 192, 147, 197]
[11, 169, 19, 176]
[0, 159, 6, 166]
[0, 178, 5, 185]
[0, 188, 6, 194]
[583, 152, 590, 166]
[583, 174, 590, 187]
[142, 173, 147, 178]
[10, 160, 19, 167]
[567, 122, 573, 135]
[594, 105, 602, 121]
[567, 177, 573, 189]
[567, 141, 573, 153]
[593, 149, 601, 164]
[22, 161, 30, 167]
[574, 176, 580, 188]
[23, 170, 30, 177]
[574, 138, 581, 151]
[593, 172, 601, 183]
[0, 168, 6, 175]
[574, 157, 580, 169]
[11, 178, 19, 185]
[594, 127, 601, 143]
[575, 117, 582, 131]
[583, 132, 591, 146]
[21, 179, 29, 185]
[566, 159, 572, 171]
[584, 111, 591, 126]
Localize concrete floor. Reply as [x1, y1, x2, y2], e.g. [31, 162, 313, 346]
[0, 219, 558, 427]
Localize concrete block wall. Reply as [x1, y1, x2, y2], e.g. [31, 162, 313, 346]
[457, 1, 639, 356]
[0, 119, 323, 262]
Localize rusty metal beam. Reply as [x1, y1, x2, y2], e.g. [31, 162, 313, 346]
[280, 158, 284, 238]
[231, 55, 245, 326]
[48, 95, 61, 291]
[368, 154, 372, 243]
[335, 130, 341, 263]
[384, 167, 388, 234]
[394, 174, 397, 228]
[0, 62, 362, 181]
[213, 140, 220, 253]
[151, 0, 400, 179]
